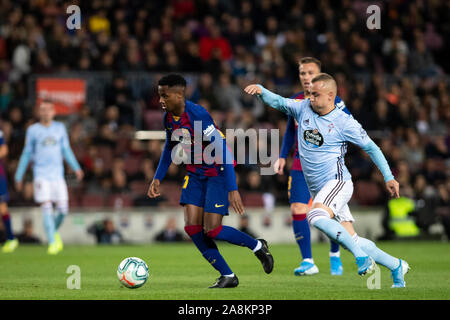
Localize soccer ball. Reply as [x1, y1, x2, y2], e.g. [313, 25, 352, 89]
[117, 257, 149, 289]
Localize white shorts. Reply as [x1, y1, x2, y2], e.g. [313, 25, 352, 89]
[311, 180, 355, 223]
[33, 179, 68, 204]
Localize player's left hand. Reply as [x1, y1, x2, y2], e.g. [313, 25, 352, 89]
[75, 169, 84, 181]
[244, 84, 262, 96]
[386, 179, 400, 198]
[229, 190, 245, 215]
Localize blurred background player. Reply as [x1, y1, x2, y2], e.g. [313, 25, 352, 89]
[14, 100, 84, 254]
[245, 73, 410, 288]
[1, 129, 18, 253]
[274, 57, 349, 276]
[148, 74, 273, 288]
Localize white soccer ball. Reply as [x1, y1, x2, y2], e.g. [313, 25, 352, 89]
[117, 257, 149, 289]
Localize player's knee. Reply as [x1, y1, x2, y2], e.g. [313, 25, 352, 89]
[291, 202, 309, 215]
[184, 224, 202, 237]
[205, 225, 223, 239]
[306, 207, 331, 226]
[311, 202, 334, 218]
[41, 201, 52, 212]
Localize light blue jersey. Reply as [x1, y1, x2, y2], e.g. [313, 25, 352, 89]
[257, 86, 394, 194]
[15, 121, 81, 182]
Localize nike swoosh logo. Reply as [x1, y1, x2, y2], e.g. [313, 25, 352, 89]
[215, 204, 225, 208]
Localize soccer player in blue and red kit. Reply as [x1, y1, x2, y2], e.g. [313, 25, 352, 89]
[1, 129, 18, 253]
[274, 57, 349, 276]
[147, 74, 274, 288]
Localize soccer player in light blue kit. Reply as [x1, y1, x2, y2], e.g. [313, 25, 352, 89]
[244, 73, 410, 287]
[15, 100, 84, 255]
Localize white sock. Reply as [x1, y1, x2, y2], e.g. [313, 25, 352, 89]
[329, 251, 340, 258]
[252, 240, 262, 252]
[303, 258, 314, 264]
[224, 273, 235, 278]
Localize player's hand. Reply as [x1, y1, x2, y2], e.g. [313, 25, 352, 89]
[274, 158, 286, 175]
[15, 181, 23, 192]
[386, 179, 400, 198]
[148, 179, 161, 198]
[244, 84, 262, 96]
[229, 190, 245, 215]
[75, 169, 84, 181]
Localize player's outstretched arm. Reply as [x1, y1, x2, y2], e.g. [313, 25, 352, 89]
[244, 84, 304, 118]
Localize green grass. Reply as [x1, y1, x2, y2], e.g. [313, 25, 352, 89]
[0, 241, 449, 300]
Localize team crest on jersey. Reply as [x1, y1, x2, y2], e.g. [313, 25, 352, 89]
[42, 136, 57, 146]
[304, 129, 324, 147]
[303, 119, 310, 126]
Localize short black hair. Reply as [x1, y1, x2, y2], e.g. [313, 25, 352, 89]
[158, 74, 187, 88]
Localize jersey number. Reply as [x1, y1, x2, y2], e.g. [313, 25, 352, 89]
[182, 175, 189, 189]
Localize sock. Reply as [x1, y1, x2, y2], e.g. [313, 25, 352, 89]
[54, 201, 68, 230]
[2, 213, 14, 240]
[54, 213, 66, 230]
[252, 240, 262, 252]
[292, 213, 312, 259]
[308, 208, 367, 258]
[353, 234, 400, 270]
[330, 240, 340, 254]
[207, 225, 258, 250]
[42, 203, 55, 244]
[184, 225, 233, 276]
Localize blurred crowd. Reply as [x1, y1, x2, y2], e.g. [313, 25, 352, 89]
[0, 0, 448, 234]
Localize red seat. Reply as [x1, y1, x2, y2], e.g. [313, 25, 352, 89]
[107, 193, 134, 208]
[129, 180, 149, 196]
[144, 110, 165, 130]
[124, 156, 143, 176]
[80, 194, 106, 208]
[242, 192, 264, 207]
[354, 181, 381, 206]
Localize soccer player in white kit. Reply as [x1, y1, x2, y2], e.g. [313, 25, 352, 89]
[244, 73, 410, 287]
[14, 100, 84, 255]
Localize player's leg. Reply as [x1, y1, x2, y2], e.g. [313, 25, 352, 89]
[1, 202, 18, 253]
[34, 179, 58, 254]
[340, 219, 409, 288]
[289, 170, 319, 275]
[202, 174, 273, 274]
[180, 173, 235, 288]
[306, 180, 374, 275]
[53, 179, 69, 252]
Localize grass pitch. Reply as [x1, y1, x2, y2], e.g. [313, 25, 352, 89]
[0, 241, 449, 300]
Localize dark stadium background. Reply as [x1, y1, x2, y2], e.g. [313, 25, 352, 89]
[0, 0, 448, 240]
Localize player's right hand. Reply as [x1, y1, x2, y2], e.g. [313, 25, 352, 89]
[229, 190, 245, 215]
[386, 179, 400, 198]
[274, 158, 286, 175]
[147, 179, 161, 198]
[15, 181, 23, 192]
[244, 84, 262, 95]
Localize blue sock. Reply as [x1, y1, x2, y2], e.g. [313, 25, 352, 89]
[356, 236, 399, 270]
[310, 214, 367, 258]
[2, 213, 14, 240]
[330, 240, 340, 253]
[292, 214, 312, 259]
[42, 203, 55, 244]
[208, 225, 258, 250]
[54, 213, 65, 230]
[185, 225, 233, 276]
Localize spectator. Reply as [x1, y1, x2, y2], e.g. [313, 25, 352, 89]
[154, 217, 185, 242]
[88, 219, 123, 244]
[16, 218, 41, 244]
